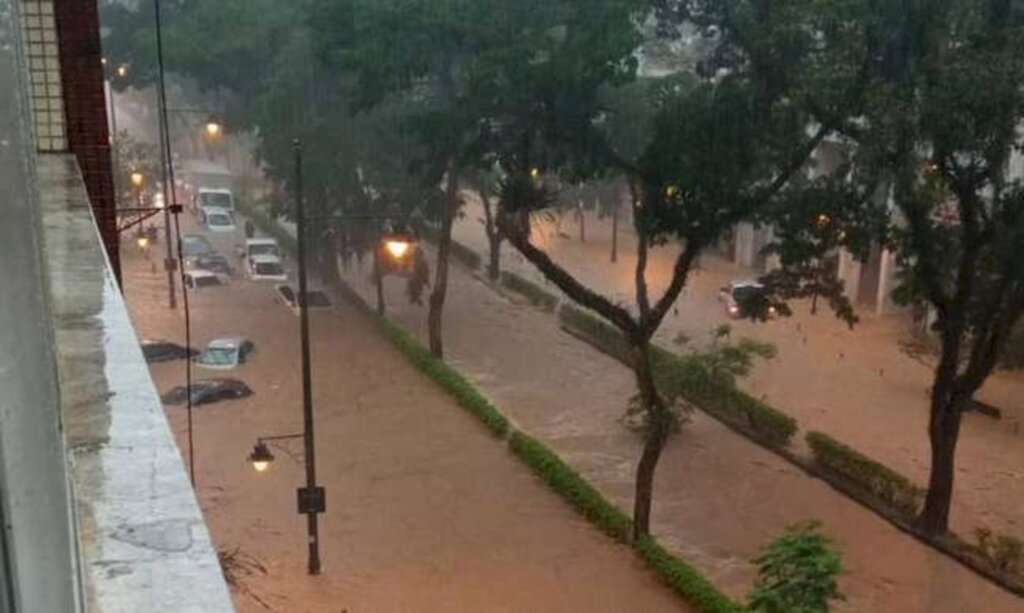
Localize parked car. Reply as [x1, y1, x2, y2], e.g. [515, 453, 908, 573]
[248, 255, 288, 282]
[718, 280, 776, 319]
[194, 187, 234, 212]
[195, 338, 255, 370]
[274, 284, 331, 314]
[140, 339, 196, 363]
[182, 234, 216, 267]
[160, 378, 253, 406]
[244, 238, 282, 262]
[203, 208, 237, 233]
[184, 269, 224, 290]
[192, 253, 232, 276]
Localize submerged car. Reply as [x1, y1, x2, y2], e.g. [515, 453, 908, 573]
[248, 255, 288, 282]
[140, 339, 197, 363]
[274, 284, 331, 314]
[184, 269, 224, 290]
[192, 253, 232, 276]
[195, 338, 255, 370]
[182, 234, 216, 267]
[718, 280, 776, 319]
[160, 378, 253, 406]
[203, 208, 237, 233]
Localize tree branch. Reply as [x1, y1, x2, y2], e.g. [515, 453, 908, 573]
[643, 239, 701, 337]
[503, 230, 640, 337]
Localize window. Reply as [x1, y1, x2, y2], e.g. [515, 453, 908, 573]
[21, 1, 65, 152]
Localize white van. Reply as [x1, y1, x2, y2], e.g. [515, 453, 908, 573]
[195, 187, 234, 212]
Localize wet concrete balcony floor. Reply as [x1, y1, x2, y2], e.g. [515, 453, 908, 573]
[37, 154, 233, 611]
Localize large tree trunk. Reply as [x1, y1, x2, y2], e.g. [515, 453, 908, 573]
[429, 165, 459, 357]
[487, 232, 501, 281]
[920, 391, 965, 536]
[631, 340, 671, 541]
[610, 198, 619, 264]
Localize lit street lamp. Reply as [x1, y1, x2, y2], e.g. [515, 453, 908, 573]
[130, 170, 145, 188]
[203, 116, 223, 139]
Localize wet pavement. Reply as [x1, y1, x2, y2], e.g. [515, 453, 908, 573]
[341, 228, 1023, 611]
[120, 215, 689, 612]
[452, 194, 1024, 546]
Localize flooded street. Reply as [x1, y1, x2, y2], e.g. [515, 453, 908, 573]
[121, 216, 688, 612]
[342, 226, 1023, 611]
[453, 196, 1024, 545]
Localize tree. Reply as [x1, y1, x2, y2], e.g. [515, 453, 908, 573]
[497, 2, 851, 538]
[775, 0, 1024, 536]
[748, 522, 844, 613]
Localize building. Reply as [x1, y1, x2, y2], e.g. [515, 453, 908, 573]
[0, 1, 232, 610]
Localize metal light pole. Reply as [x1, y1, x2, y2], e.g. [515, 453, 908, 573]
[294, 139, 323, 575]
[153, 0, 178, 310]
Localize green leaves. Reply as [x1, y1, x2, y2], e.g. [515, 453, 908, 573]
[748, 521, 845, 613]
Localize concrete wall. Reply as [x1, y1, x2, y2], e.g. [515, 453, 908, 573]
[0, 0, 82, 610]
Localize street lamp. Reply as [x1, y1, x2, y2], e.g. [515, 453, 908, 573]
[136, 235, 150, 250]
[382, 230, 416, 262]
[116, 63, 129, 78]
[130, 170, 145, 188]
[203, 116, 223, 139]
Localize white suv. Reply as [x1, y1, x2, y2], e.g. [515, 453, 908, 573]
[248, 255, 288, 282]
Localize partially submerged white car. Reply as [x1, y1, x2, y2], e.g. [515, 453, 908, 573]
[194, 337, 255, 370]
[248, 254, 288, 282]
[244, 238, 282, 261]
[184, 269, 224, 290]
[203, 207, 236, 233]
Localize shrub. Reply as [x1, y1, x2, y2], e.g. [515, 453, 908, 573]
[748, 521, 844, 613]
[559, 305, 798, 446]
[508, 430, 632, 542]
[376, 317, 509, 437]
[500, 271, 558, 311]
[450, 239, 482, 270]
[635, 535, 743, 613]
[805, 431, 924, 517]
[558, 303, 634, 364]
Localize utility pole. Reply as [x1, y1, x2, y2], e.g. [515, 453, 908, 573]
[153, 0, 177, 309]
[294, 139, 323, 575]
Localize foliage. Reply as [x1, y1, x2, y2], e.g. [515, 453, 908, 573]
[500, 271, 559, 311]
[375, 317, 509, 437]
[559, 305, 796, 446]
[508, 431, 632, 542]
[974, 527, 1024, 578]
[635, 535, 743, 613]
[805, 431, 925, 517]
[748, 521, 844, 613]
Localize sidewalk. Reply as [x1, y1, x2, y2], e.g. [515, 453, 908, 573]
[341, 242, 1022, 611]
[122, 219, 688, 612]
[452, 193, 1024, 545]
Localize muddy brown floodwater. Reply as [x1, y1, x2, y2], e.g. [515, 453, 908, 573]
[121, 216, 689, 612]
[343, 224, 1023, 611]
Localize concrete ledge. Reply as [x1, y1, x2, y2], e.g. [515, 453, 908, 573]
[37, 154, 234, 612]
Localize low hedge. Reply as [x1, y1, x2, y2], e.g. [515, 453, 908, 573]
[559, 304, 797, 447]
[654, 350, 798, 447]
[376, 317, 509, 437]
[509, 430, 632, 542]
[501, 271, 558, 311]
[558, 303, 634, 364]
[635, 535, 743, 613]
[510, 431, 741, 612]
[806, 431, 924, 517]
